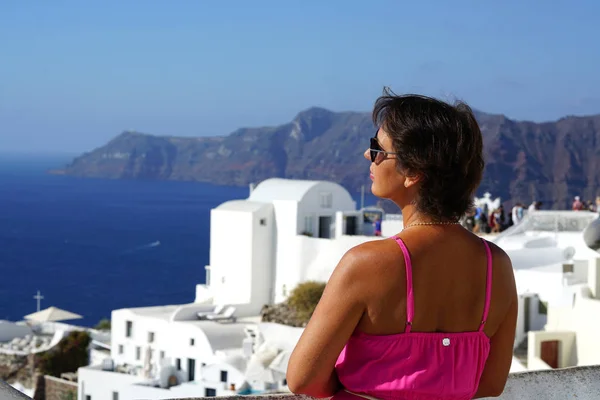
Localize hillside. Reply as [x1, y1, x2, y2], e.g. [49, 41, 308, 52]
[57, 107, 600, 209]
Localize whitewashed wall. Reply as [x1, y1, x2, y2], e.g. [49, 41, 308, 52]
[273, 201, 301, 303]
[210, 207, 258, 307]
[78, 367, 141, 400]
[110, 310, 214, 374]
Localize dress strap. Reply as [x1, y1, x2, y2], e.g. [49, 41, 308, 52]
[479, 238, 493, 332]
[394, 238, 414, 333]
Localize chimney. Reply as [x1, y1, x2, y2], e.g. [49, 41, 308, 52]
[249, 183, 255, 196]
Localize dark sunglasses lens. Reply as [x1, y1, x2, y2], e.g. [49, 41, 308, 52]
[370, 138, 380, 162]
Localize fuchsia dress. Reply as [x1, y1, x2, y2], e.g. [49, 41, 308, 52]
[334, 237, 493, 400]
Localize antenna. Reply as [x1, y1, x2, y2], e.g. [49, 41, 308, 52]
[34, 290, 44, 312]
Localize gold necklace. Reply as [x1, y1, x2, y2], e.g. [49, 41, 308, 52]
[402, 221, 460, 231]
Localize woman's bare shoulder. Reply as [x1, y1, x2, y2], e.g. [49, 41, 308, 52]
[487, 240, 515, 283]
[486, 240, 518, 317]
[340, 238, 407, 282]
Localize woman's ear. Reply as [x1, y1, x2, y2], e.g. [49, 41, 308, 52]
[403, 174, 420, 188]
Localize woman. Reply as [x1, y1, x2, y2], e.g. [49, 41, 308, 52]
[287, 90, 518, 399]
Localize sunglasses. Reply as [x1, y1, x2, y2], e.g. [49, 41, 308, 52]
[370, 134, 399, 164]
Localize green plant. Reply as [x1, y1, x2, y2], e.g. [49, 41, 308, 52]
[287, 281, 326, 323]
[94, 318, 111, 331]
[38, 331, 91, 377]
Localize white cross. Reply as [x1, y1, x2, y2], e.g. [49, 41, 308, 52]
[33, 290, 44, 312]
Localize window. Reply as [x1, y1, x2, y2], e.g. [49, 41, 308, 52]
[148, 332, 155, 343]
[190, 338, 195, 346]
[135, 347, 141, 361]
[112, 392, 119, 400]
[320, 192, 332, 208]
[86, 396, 91, 400]
[176, 358, 181, 370]
[118, 345, 123, 355]
[205, 388, 216, 397]
[283, 378, 287, 386]
[260, 218, 267, 226]
[304, 216, 313, 234]
[220, 370, 228, 383]
[125, 321, 132, 338]
[160, 351, 165, 359]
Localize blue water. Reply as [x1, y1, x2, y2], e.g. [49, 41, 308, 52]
[0, 155, 379, 327]
[0, 155, 248, 326]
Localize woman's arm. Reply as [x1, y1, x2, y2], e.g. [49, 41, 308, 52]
[286, 247, 368, 398]
[474, 249, 518, 398]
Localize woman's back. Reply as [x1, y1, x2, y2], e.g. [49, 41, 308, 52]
[355, 226, 513, 339]
[333, 226, 515, 399]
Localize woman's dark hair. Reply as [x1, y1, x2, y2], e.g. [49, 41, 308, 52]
[372, 88, 484, 221]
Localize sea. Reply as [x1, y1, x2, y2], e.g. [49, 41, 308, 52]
[0, 154, 378, 327]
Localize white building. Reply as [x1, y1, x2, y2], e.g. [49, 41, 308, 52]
[79, 303, 254, 399]
[77, 302, 304, 400]
[76, 179, 600, 399]
[197, 178, 395, 311]
[526, 255, 600, 370]
[489, 211, 600, 349]
[76, 178, 395, 400]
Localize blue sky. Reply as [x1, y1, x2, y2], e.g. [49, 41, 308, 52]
[1, 0, 600, 153]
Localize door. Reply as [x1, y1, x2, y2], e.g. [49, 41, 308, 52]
[524, 297, 531, 332]
[345, 216, 357, 235]
[541, 340, 559, 368]
[318, 216, 332, 238]
[187, 358, 196, 381]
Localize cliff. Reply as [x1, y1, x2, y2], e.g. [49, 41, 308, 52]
[58, 107, 600, 209]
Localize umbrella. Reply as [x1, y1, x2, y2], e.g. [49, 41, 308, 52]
[24, 306, 83, 323]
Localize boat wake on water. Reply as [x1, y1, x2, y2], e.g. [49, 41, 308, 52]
[122, 241, 161, 254]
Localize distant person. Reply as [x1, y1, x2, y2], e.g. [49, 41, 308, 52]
[596, 196, 600, 212]
[288, 91, 517, 400]
[462, 210, 476, 232]
[573, 196, 584, 211]
[587, 200, 596, 212]
[479, 204, 490, 233]
[511, 202, 524, 225]
[498, 205, 506, 230]
[489, 208, 502, 233]
[373, 216, 382, 236]
[528, 200, 542, 213]
[473, 205, 483, 233]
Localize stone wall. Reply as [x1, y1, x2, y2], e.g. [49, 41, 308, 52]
[0, 353, 33, 387]
[0, 379, 31, 399]
[42, 376, 77, 400]
[4, 365, 600, 400]
[164, 365, 600, 400]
